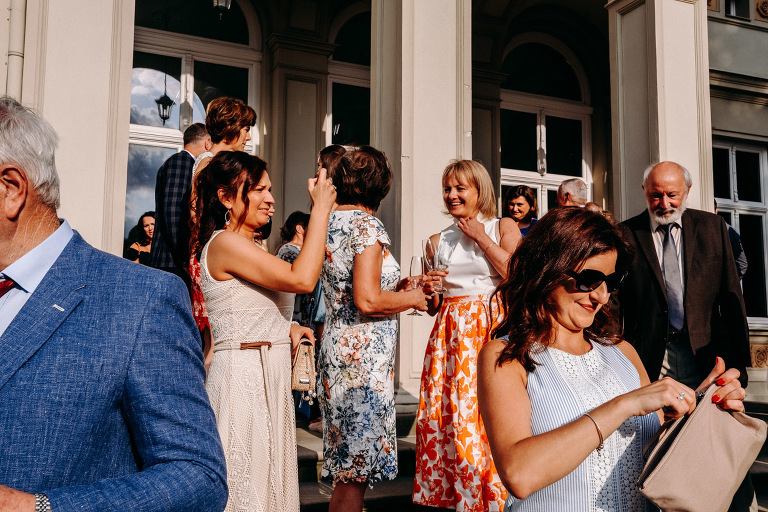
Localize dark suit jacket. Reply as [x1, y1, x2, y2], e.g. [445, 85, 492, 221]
[618, 209, 751, 385]
[150, 150, 195, 272]
[0, 233, 227, 511]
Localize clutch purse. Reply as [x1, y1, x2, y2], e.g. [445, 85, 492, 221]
[637, 384, 766, 512]
[291, 337, 316, 404]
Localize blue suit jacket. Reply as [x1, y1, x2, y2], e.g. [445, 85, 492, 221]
[0, 233, 227, 511]
[150, 150, 195, 271]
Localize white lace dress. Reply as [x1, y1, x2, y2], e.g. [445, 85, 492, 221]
[201, 230, 299, 512]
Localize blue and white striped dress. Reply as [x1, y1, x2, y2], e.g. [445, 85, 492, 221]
[505, 341, 660, 512]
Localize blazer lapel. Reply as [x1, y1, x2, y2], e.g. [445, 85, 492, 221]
[0, 237, 86, 392]
[634, 211, 668, 302]
[681, 210, 697, 291]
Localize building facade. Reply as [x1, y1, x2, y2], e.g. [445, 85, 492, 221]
[2, 0, 767, 400]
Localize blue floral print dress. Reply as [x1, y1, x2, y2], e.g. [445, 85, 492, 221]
[318, 210, 400, 485]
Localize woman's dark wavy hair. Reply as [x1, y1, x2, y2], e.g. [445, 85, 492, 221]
[280, 211, 310, 243]
[503, 185, 538, 222]
[491, 207, 634, 372]
[190, 151, 267, 258]
[332, 145, 392, 210]
[319, 144, 346, 175]
[205, 97, 257, 144]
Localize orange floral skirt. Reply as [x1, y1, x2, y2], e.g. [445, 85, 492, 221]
[413, 294, 506, 511]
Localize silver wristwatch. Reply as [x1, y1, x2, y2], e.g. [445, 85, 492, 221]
[34, 493, 51, 512]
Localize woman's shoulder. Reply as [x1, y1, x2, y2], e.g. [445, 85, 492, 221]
[479, 338, 528, 385]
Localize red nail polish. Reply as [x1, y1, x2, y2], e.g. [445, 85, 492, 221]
[717, 378, 725, 386]
[712, 395, 720, 402]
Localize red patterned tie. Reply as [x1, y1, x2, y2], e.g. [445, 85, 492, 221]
[0, 278, 15, 299]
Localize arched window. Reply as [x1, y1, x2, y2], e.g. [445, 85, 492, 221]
[498, 34, 592, 218]
[125, 0, 261, 239]
[327, 9, 371, 147]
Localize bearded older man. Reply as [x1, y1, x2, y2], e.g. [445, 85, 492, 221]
[618, 161, 750, 390]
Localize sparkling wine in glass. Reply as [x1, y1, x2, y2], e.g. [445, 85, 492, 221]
[422, 238, 445, 294]
[407, 256, 424, 316]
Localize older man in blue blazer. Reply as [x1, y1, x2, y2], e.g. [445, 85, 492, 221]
[0, 99, 227, 511]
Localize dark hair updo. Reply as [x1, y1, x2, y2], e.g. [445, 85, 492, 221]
[332, 145, 392, 210]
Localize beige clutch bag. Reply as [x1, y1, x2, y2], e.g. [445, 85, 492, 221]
[637, 384, 766, 512]
[291, 337, 316, 404]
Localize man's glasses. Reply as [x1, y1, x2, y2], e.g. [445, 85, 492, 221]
[565, 269, 627, 293]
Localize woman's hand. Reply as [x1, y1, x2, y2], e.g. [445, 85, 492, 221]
[456, 216, 487, 244]
[696, 356, 746, 412]
[422, 269, 448, 296]
[308, 167, 337, 211]
[396, 276, 420, 292]
[403, 287, 429, 312]
[621, 377, 697, 422]
[289, 323, 315, 356]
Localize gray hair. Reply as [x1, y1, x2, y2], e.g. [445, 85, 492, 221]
[641, 161, 693, 188]
[557, 178, 588, 204]
[0, 96, 60, 209]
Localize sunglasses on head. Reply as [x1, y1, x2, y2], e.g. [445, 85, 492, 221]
[564, 269, 627, 293]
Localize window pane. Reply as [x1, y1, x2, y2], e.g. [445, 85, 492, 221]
[125, 144, 176, 239]
[331, 83, 370, 145]
[332, 12, 371, 66]
[726, 0, 750, 18]
[501, 43, 581, 101]
[131, 52, 182, 129]
[547, 189, 559, 211]
[500, 110, 537, 172]
[134, 0, 249, 45]
[712, 147, 731, 199]
[194, 61, 249, 113]
[546, 116, 582, 177]
[738, 214, 767, 317]
[735, 150, 761, 202]
[717, 211, 732, 225]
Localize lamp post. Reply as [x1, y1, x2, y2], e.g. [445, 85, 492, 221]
[212, 0, 232, 20]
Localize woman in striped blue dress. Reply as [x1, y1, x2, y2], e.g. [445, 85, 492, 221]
[477, 207, 747, 512]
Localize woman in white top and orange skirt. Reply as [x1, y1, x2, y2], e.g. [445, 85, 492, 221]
[413, 160, 521, 511]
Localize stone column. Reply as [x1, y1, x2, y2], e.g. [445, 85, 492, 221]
[371, 0, 473, 408]
[607, 0, 713, 218]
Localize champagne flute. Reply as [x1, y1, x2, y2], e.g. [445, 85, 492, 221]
[407, 256, 424, 316]
[422, 238, 445, 295]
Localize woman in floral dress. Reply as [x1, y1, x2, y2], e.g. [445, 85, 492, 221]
[413, 160, 521, 512]
[318, 146, 429, 512]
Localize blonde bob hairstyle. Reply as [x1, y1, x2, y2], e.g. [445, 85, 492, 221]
[442, 159, 497, 219]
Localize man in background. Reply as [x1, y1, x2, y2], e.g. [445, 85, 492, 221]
[149, 122, 211, 285]
[557, 178, 588, 207]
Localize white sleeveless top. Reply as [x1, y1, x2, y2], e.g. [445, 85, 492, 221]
[506, 341, 660, 512]
[439, 216, 501, 296]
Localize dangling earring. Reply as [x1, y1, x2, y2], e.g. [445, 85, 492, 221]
[224, 209, 231, 226]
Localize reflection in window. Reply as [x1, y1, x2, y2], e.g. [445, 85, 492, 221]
[131, 52, 182, 129]
[125, 144, 176, 238]
[500, 110, 537, 172]
[546, 116, 582, 176]
[194, 61, 249, 112]
[713, 147, 731, 199]
[331, 83, 370, 146]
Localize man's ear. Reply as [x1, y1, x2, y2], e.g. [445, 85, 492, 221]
[0, 165, 29, 220]
[204, 138, 212, 151]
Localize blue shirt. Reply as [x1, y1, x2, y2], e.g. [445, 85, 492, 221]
[0, 220, 73, 336]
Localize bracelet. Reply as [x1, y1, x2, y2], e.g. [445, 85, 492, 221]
[482, 241, 495, 253]
[583, 412, 604, 456]
[34, 493, 51, 512]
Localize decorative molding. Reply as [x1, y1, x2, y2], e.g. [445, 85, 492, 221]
[757, 0, 768, 21]
[708, 0, 719, 11]
[267, 33, 336, 57]
[751, 344, 768, 367]
[708, 12, 768, 32]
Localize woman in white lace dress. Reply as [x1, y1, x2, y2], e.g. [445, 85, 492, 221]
[477, 207, 747, 512]
[190, 151, 336, 512]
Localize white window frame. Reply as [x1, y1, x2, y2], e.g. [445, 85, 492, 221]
[499, 90, 593, 217]
[713, 140, 768, 326]
[131, 26, 262, 153]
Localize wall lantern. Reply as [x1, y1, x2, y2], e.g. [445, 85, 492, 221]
[212, 0, 232, 20]
[155, 73, 175, 126]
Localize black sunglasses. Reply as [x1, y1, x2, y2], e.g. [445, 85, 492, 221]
[565, 269, 627, 293]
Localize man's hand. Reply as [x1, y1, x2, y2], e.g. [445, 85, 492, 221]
[0, 486, 35, 512]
